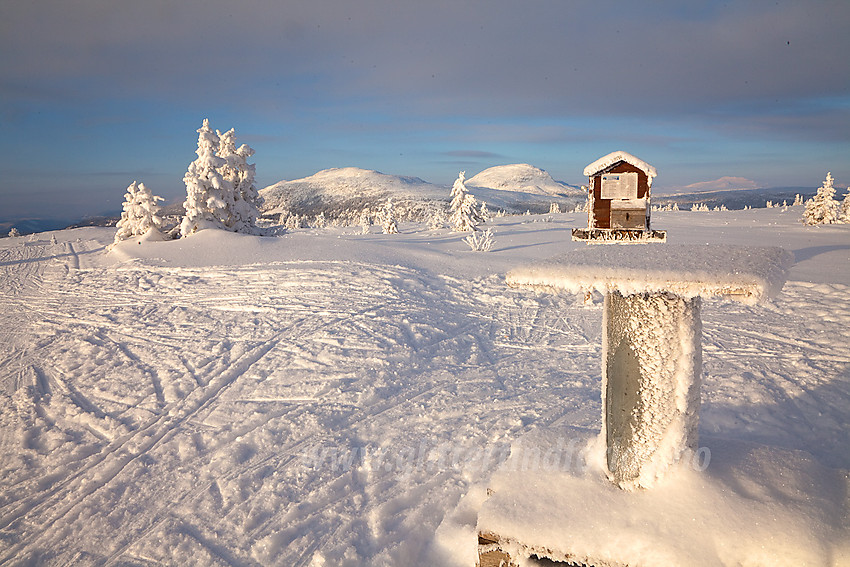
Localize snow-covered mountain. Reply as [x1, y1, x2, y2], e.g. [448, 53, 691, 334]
[466, 164, 581, 197]
[259, 167, 446, 217]
[258, 164, 584, 220]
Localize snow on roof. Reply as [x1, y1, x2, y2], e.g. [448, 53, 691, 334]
[506, 245, 792, 304]
[583, 150, 658, 179]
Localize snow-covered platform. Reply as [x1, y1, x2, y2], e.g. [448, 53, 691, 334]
[478, 245, 814, 566]
[571, 228, 667, 243]
[476, 426, 850, 567]
[506, 244, 793, 305]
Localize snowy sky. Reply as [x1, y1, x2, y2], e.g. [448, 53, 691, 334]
[1, 0, 849, 220]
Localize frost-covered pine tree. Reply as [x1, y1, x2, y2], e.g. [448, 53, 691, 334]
[479, 201, 490, 223]
[114, 181, 164, 243]
[8, 227, 20, 238]
[428, 205, 447, 230]
[219, 133, 260, 234]
[802, 172, 840, 225]
[549, 202, 561, 214]
[359, 210, 371, 234]
[379, 198, 398, 234]
[839, 186, 850, 223]
[180, 119, 231, 236]
[449, 171, 478, 232]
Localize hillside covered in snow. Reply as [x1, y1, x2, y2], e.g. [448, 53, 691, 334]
[257, 165, 584, 222]
[1, 205, 848, 565]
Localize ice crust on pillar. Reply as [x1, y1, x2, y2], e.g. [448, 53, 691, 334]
[603, 291, 702, 489]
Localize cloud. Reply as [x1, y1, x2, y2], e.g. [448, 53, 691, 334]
[4, 0, 848, 128]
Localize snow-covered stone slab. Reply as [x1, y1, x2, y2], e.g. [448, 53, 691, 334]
[506, 244, 793, 305]
[477, 426, 850, 567]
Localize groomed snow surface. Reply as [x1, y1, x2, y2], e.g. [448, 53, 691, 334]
[1, 207, 849, 566]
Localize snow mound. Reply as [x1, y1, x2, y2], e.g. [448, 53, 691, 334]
[466, 164, 581, 197]
[476, 426, 850, 567]
[506, 245, 793, 304]
[259, 167, 446, 215]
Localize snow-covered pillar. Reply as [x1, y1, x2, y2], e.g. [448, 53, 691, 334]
[506, 244, 792, 490]
[602, 291, 702, 490]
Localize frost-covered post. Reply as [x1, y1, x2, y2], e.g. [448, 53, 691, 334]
[507, 245, 792, 490]
[603, 291, 701, 488]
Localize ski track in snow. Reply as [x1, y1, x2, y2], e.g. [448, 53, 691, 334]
[0, 228, 848, 565]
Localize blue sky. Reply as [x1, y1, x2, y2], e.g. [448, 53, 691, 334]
[1, 0, 848, 220]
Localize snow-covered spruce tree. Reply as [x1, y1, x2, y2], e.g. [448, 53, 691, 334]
[359, 210, 371, 234]
[114, 181, 164, 243]
[428, 205, 447, 230]
[8, 227, 20, 238]
[313, 211, 327, 229]
[218, 129, 260, 234]
[180, 119, 231, 236]
[379, 198, 398, 234]
[479, 201, 490, 223]
[839, 186, 850, 223]
[449, 171, 478, 232]
[802, 172, 840, 225]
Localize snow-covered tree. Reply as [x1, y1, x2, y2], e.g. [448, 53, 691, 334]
[379, 198, 398, 234]
[359, 210, 371, 234]
[428, 206, 447, 230]
[549, 202, 561, 214]
[793, 194, 804, 207]
[8, 227, 20, 238]
[449, 171, 478, 232]
[839, 186, 850, 223]
[221, 132, 260, 234]
[479, 201, 490, 223]
[802, 172, 840, 225]
[180, 120, 230, 236]
[114, 181, 164, 243]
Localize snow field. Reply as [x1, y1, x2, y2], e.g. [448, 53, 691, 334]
[0, 208, 848, 565]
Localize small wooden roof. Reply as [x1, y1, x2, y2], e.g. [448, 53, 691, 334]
[583, 151, 657, 180]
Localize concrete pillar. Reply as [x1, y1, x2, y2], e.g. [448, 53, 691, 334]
[602, 291, 702, 489]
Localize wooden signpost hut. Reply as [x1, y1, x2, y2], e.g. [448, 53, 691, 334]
[572, 150, 666, 242]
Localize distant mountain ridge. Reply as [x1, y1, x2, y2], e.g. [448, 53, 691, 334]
[655, 186, 817, 210]
[258, 165, 584, 218]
